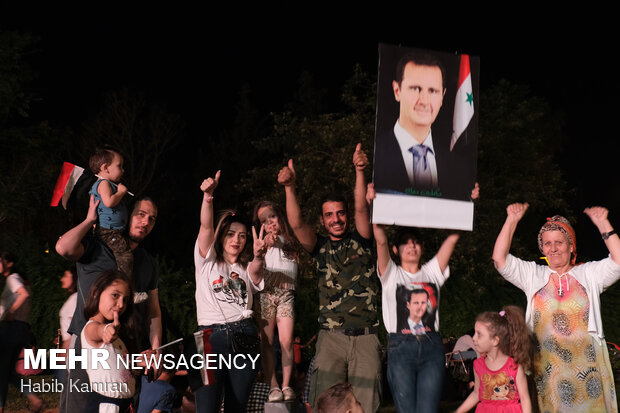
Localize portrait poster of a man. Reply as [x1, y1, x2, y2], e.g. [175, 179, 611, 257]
[372, 44, 480, 230]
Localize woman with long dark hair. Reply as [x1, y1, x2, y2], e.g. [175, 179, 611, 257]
[193, 171, 267, 412]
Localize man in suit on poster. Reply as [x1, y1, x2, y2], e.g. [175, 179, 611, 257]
[373, 52, 473, 201]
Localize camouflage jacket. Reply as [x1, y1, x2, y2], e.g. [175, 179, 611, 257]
[311, 230, 379, 329]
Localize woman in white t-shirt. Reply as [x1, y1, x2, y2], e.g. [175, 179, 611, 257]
[366, 183, 477, 413]
[193, 171, 267, 413]
[0, 251, 44, 413]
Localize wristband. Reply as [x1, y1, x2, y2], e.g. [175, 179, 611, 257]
[103, 323, 113, 334]
[601, 230, 616, 240]
[205, 195, 214, 203]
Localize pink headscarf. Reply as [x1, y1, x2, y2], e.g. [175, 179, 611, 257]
[537, 215, 577, 265]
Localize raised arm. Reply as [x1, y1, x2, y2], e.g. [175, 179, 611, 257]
[353, 143, 371, 239]
[197, 171, 220, 258]
[366, 182, 390, 275]
[433, 183, 479, 272]
[584, 206, 620, 265]
[373, 224, 391, 276]
[492, 203, 529, 270]
[55, 195, 99, 261]
[278, 159, 317, 252]
[435, 233, 461, 273]
[248, 225, 267, 285]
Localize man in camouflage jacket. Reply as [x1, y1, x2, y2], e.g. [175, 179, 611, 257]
[277, 144, 381, 413]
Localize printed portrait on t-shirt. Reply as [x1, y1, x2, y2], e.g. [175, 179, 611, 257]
[212, 271, 247, 307]
[395, 282, 439, 334]
[481, 371, 517, 401]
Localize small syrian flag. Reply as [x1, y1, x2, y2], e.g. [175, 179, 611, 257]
[193, 329, 216, 385]
[50, 162, 87, 209]
[450, 54, 474, 151]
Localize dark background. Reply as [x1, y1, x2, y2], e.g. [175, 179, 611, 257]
[2, 6, 619, 323]
[2, 7, 619, 262]
[3, 9, 616, 199]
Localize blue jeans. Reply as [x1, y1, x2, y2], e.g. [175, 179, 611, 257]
[386, 332, 445, 413]
[194, 318, 259, 413]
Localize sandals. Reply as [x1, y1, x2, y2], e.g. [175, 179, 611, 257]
[282, 386, 296, 401]
[268, 387, 284, 402]
[268, 386, 296, 402]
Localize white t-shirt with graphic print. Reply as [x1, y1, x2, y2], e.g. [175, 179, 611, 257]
[379, 257, 449, 334]
[194, 241, 264, 326]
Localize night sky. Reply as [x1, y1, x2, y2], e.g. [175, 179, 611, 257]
[3, 7, 619, 262]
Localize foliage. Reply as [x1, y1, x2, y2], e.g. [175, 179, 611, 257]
[236, 65, 377, 342]
[2, 23, 618, 355]
[0, 30, 71, 248]
[0, 30, 77, 346]
[608, 344, 620, 378]
[77, 89, 185, 197]
[2, 236, 70, 348]
[236, 69, 577, 341]
[0, 123, 71, 241]
[0, 30, 37, 122]
[601, 282, 620, 343]
[155, 256, 197, 339]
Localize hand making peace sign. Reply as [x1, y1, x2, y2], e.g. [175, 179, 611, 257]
[252, 224, 268, 259]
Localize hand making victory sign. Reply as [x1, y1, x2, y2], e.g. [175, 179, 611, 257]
[252, 224, 268, 259]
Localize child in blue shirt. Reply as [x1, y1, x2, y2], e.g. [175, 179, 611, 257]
[88, 146, 133, 279]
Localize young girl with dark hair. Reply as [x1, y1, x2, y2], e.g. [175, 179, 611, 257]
[81, 269, 136, 413]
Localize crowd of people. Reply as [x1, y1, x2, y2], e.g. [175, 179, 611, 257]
[1, 141, 619, 413]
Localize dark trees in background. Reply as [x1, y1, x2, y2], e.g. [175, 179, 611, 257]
[2, 28, 617, 350]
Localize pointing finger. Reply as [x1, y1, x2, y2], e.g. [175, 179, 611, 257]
[259, 224, 265, 240]
[113, 311, 120, 327]
[252, 225, 258, 241]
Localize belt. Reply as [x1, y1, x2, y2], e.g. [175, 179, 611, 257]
[321, 326, 377, 336]
[199, 318, 254, 332]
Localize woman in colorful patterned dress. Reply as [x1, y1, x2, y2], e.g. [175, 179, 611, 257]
[492, 203, 620, 412]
